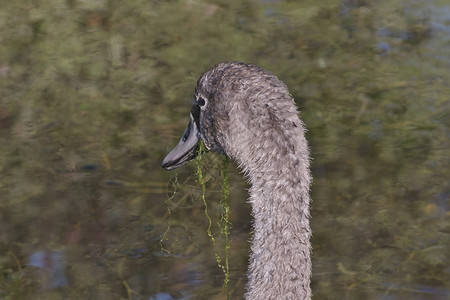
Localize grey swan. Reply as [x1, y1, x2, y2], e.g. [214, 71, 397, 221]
[162, 62, 312, 299]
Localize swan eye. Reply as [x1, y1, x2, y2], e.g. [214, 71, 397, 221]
[198, 97, 206, 107]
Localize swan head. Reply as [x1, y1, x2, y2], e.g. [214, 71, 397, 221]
[162, 61, 297, 171]
[161, 66, 228, 170]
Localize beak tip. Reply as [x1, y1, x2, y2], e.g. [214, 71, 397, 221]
[161, 117, 201, 171]
[161, 157, 173, 170]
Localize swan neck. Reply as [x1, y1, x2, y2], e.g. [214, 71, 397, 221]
[244, 144, 312, 299]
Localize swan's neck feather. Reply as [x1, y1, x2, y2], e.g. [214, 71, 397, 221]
[229, 106, 312, 299]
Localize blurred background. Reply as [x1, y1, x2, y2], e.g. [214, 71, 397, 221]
[0, 0, 448, 299]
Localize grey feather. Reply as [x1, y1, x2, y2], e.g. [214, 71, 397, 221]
[163, 61, 312, 299]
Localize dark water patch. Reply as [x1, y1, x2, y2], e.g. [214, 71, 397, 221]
[124, 248, 150, 259]
[78, 163, 101, 172]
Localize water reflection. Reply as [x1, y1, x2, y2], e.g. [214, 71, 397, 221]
[28, 250, 68, 289]
[149, 292, 177, 300]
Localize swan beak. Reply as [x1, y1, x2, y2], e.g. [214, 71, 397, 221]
[162, 112, 200, 170]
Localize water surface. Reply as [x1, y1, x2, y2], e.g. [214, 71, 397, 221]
[0, 0, 448, 299]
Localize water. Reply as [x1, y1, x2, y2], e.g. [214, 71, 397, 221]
[0, 0, 448, 299]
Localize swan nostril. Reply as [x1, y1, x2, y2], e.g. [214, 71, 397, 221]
[182, 126, 191, 142]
